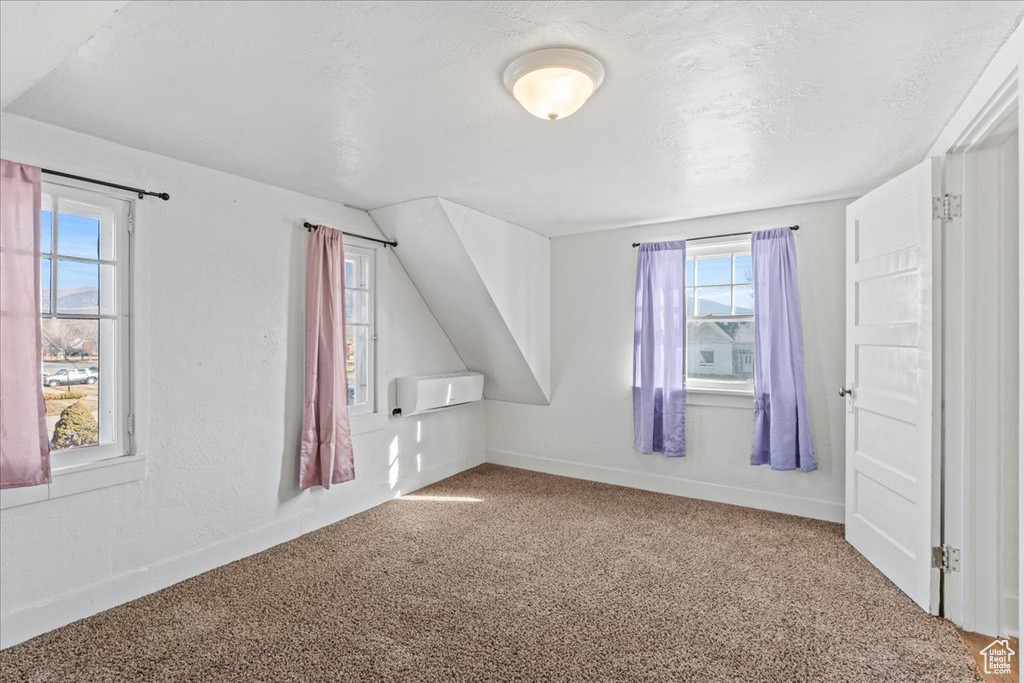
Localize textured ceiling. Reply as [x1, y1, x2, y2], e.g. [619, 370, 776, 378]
[6, 1, 1021, 236]
[0, 0, 128, 108]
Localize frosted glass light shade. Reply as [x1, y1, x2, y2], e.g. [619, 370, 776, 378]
[503, 48, 605, 121]
[512, 67, 595, 120]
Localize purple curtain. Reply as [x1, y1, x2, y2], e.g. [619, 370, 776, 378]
[750, 228, 816, 471]
[0, 160, 51, 489]
[299, 226, 354, 490]
[633, 240, 687, 457]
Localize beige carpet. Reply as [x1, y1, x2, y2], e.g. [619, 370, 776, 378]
[0, 464, 980, 682]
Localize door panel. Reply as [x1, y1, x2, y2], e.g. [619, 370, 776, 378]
[845, 158, 941, 613]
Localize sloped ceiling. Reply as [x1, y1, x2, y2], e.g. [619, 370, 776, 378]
[0, 1, 128, 108]
[4, 1, 1022, 236]
[371, 198, 550, 405]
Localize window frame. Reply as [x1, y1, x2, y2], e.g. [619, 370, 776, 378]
[2, 178, 139, 510]
[344, 243, 375, 420]
[343, 237, 388, 435]
[39, 182, 134, 468]
[686, 238, 755, 395]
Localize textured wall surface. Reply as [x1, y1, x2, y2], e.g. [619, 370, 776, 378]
[0, 114, 485, 640]
[487, 199, 850, 520]
[5, 1, 1021, 235]
[371, 197, 551, 404]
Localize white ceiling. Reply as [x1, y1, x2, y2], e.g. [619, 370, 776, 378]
[0, 0, 128, 108]
[5, 1, 1021, 237]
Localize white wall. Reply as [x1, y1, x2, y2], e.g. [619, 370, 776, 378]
[487, 199, 850, 522]
[371, 198, 550, 404]
[440, 198, 551, 399]
[0, 114, 485, 647]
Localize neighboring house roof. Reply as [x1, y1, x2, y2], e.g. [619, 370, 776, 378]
[690, 320, 755, 344]
[689, 321, 734, 344]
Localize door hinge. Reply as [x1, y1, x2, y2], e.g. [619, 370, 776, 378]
[932, 194, 962, 221]
[932, 544, 960, 572]
[127, 414, 135, 436]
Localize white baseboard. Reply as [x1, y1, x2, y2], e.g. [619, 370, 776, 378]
[486, 449, 844, 524]
[0, 456, 476, 650]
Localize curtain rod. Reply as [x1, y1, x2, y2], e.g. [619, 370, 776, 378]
[631, 225, 798, 248]
[42, 168, 170, 200]
[303, 221, 398, 248]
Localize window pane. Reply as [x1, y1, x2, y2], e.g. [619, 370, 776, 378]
[40, 207, 52, 255]
[734, 285, 753, 315]
[57, 212, 100, 260]
[734, 254, 753, 284]
[686, 320, 754, 382]
[41, 319, 101, 452]
[695, 286, 731, 316]
[685, 259, 693, 287]
[57, 260, 99, 314]
[346, 325, 370, 407]
[41, 258, 51, 314]
[346, 290, 369, 324]
[695, 256, 731, 286]
[345, 254, 369, 289]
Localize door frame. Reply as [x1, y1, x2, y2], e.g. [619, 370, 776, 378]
[927, 23, 1021, 637]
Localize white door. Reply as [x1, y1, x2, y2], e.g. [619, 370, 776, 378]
[844, 158, 942, 613]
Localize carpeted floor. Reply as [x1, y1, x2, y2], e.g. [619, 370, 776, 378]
[0, 464, 980, 682]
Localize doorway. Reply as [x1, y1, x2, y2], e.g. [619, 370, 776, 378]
[842, 33, 1021, 641]
[942, 117, 1020, 638]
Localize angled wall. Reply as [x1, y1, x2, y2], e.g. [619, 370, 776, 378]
[371, 198, 550, 405]
[0, 115, 485, 647]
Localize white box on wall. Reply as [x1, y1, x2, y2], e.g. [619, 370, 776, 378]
[396, 372, 484, 416]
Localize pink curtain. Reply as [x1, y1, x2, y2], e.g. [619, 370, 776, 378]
[299, 226, 354, 490]
[0, 160, 51, 489]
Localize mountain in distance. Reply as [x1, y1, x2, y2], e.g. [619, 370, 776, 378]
[42, 287, 100, 313]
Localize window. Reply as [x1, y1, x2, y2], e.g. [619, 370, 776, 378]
[344, 245, 375, 417]
[39, 184, 132, 467]
[686, 240, 754, 391]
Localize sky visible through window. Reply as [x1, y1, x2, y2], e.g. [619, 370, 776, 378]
[39, 207, 107, 453]
[686, 249, 754, 383]
[687, 253, 753, 317]
[42, 210, 102, 294]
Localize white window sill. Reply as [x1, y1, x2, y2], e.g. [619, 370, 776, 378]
[0, 455, 145, 510]
[686, 386, 755, 409]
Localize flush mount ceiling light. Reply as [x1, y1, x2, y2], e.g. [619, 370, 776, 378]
[503, 48, 605, 121]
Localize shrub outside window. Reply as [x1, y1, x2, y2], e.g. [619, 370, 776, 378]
[39, 184, 133, 467]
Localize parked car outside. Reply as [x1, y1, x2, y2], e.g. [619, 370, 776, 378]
[43, 368, 97, 387]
